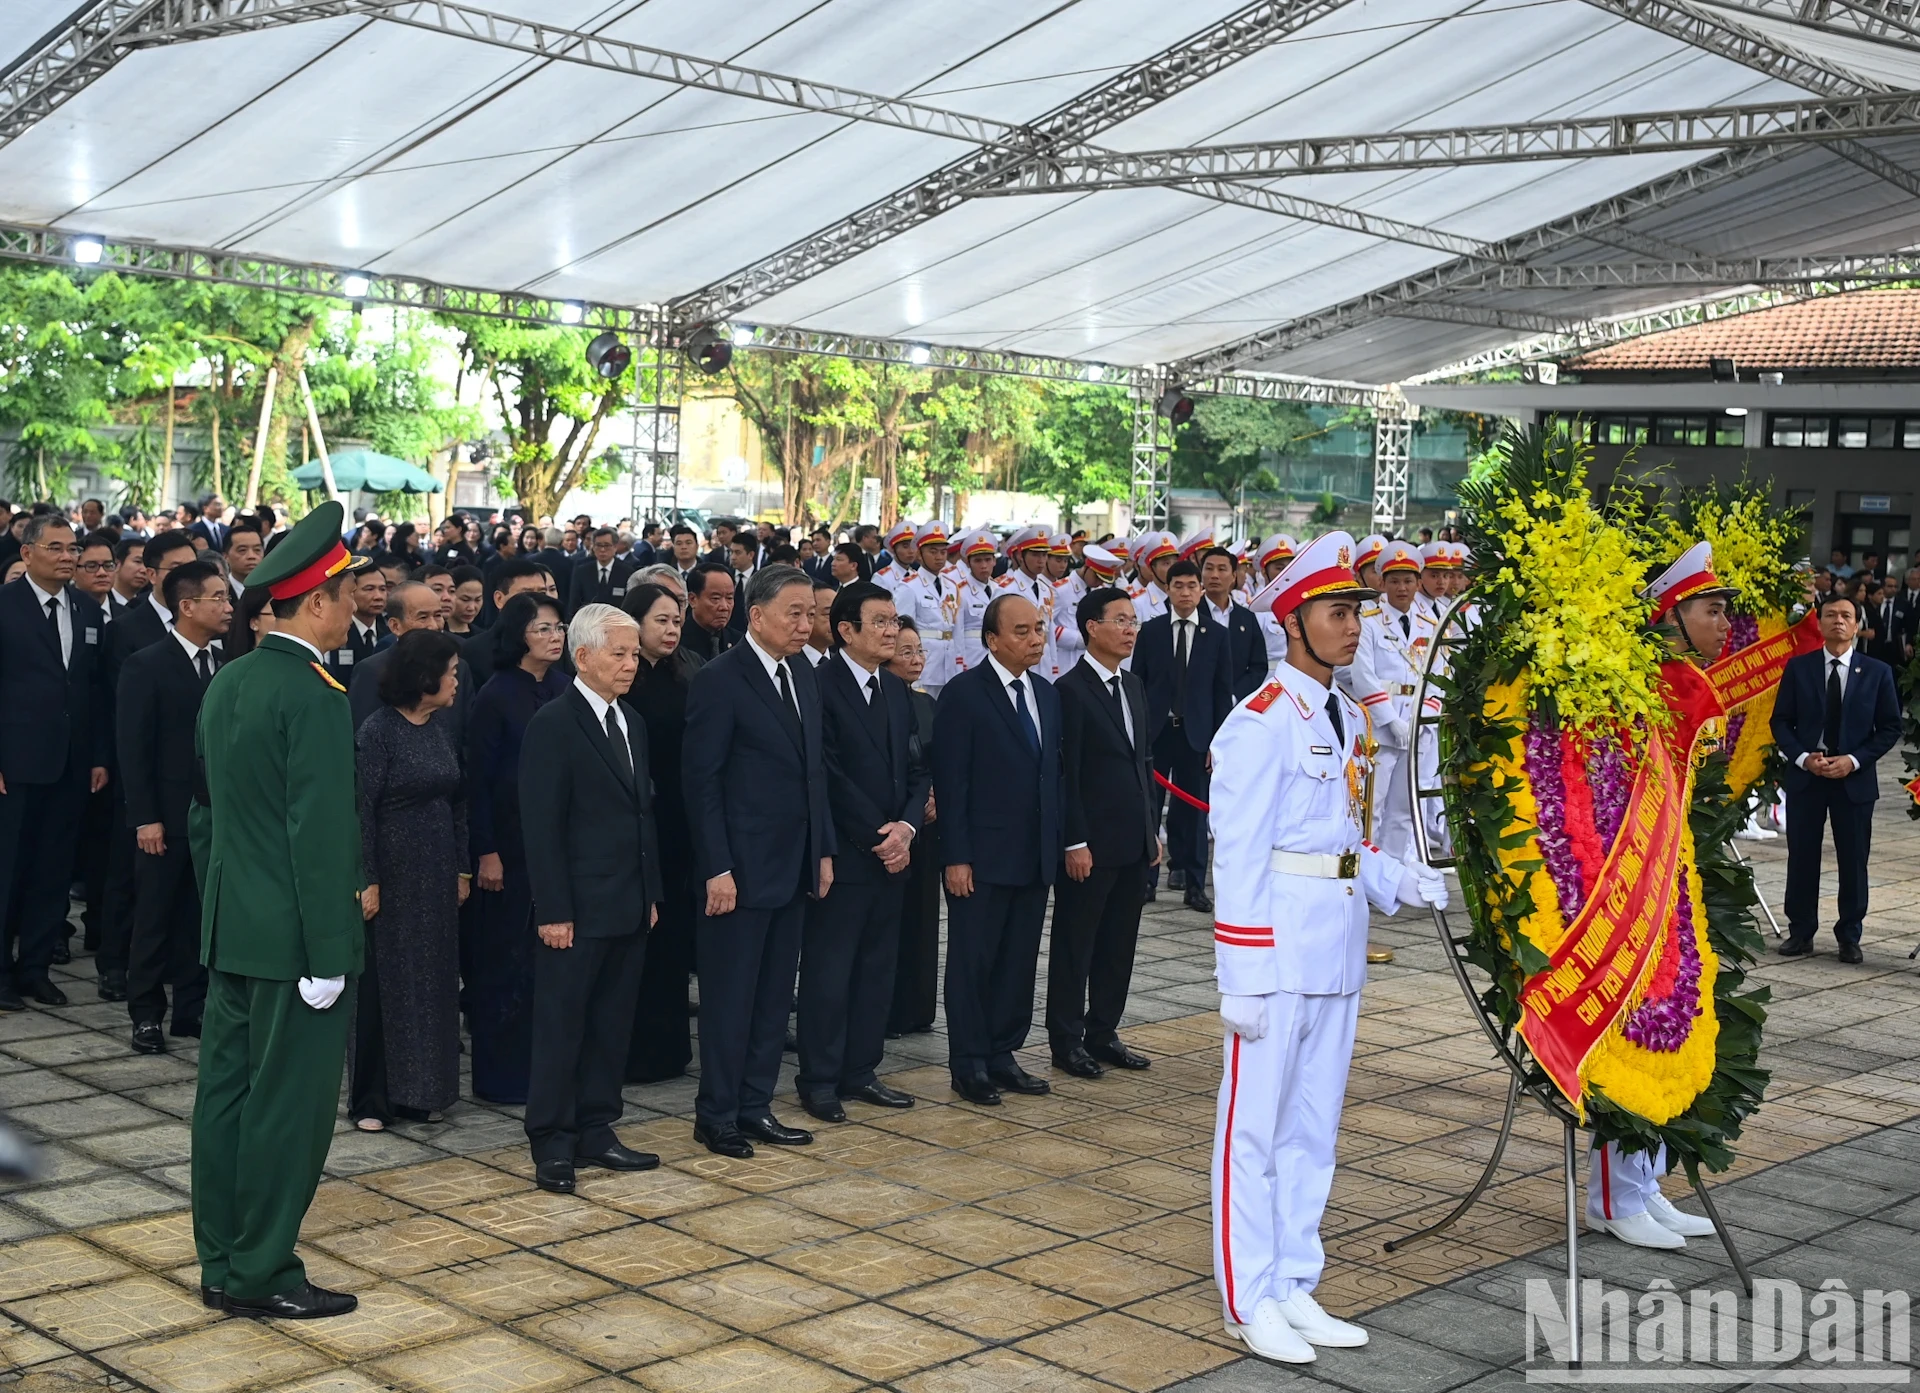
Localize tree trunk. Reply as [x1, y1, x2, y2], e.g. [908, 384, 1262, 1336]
[264, 319, 318, 509]
[162, 375, 175, 504]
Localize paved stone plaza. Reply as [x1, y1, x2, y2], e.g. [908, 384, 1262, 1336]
[1, 806, 1916, 1393]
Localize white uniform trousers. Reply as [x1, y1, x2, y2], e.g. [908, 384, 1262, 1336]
[1369, 744, 1414, 860]
[1212, 988, 1360, 1322]
[1414, 729, 1450, 857]
[1587, 1141, 1668, 1220]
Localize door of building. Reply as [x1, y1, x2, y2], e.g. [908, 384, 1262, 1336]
[1834, 513, 1912, 579]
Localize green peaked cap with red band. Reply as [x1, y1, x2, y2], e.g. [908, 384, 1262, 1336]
[246, 499, 372, 600]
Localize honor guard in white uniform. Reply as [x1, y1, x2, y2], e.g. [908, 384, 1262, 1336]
[1344, 541, 1432, 859]
[1354, 534, 1388, 594]
[901, 521, 960, 694]
[1079, 543, 1122, 594]
[993, 525, 1060, 678]
[1254, 536, 1294, 669]
[1209, 531, 1448, 1364]
[1413, 542, 1451, 624]
[951, 530, 997, 678]
[1049, 532, 1087, 676]
[1586, 542, 1731, 1251]
[1131, 532, 1177, 623]
[871, 520, 920, 596]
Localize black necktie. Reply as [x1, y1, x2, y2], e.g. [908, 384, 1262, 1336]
[1824, 657, 1844, 753]
[1326, 691, 1345, 747]
[1011, 678, 1039, 754]
[1110, 675, 1131, 746]
[197, 649, 214, 683]
[776, 661, 799, 723]
[1172, 619, 1189, 720]
[866, 674, 879, 705]
[600, 565, 609, 587]
[1400, 612, 1411, 638]
[932, 574, 942, 596]
[45, 596, 61, 659]
[604, 708, 632, 784]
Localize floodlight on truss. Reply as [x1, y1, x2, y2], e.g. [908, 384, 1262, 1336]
[729, 325, 756, 348]
[70, 236, 103, 265]
[558, 301, 586, 326]
[1156, 385, 1195, 427]
[585, 332, 631, 381]
[682, 325, 732, 376]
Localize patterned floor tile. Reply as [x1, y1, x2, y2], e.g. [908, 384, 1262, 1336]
[369, 1328, 597, 1393]
[1016, 1311, 1235, 1391]
[997, 1239, 1192, 1307]
[894, 1346, 1114, 1392]
[647, 1263, 858, 1335]
[1083, 1157, 1210, 1211]
[359, 1158, 527, 1209]
[447, 1192, 635, 1247]
[0, 1314, 71, 1370]
[875, 1206, 1064, 1266]
[572, 1169, 743, 1221]
[625, 1337, 861, 1393]
[98, 1316, 331, 1393]
[541, 1228, 740, 1288]
[667, 1151, 838, 1196]
[884, 1268, 1096, 1342]
[963, 1131, 1122, 1179]
[280, 1282, 480, 1360]
[776, 1174, 954, 1229]
[83, 1210, 197, 1269]
[4, 1272, 216, 1350]
[516, 1291, 732, 1370]
[1096, 1209, 1214, 1276]
[312, 1214, 512, 1276]
[867, 1151, 1046, 1203]
[9, 1174, 184, 1229]
[977, 1179, 1163, 1239]
[774, 1301, 981, 1383]
[297, 1180, 420, 1238]
[0, 1235, 132, 1301]
[662, 1198, 853, 1258]
[410, 1252, 618, 1321]
[768, 1232, 966, 1298]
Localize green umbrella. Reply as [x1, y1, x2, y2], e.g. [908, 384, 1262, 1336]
[292, 448, 444, 494]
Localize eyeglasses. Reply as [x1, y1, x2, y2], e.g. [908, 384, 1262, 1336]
[1094, 615, 1140, 629]
[526, 623, 564, 637]
[75, 560, 115, 574]
[37, 542, 81, 556]
[857, 617, 902, 631]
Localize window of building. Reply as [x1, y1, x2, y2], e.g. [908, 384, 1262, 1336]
[1771, 416, 1804, 447]
[1838, 417, 1870, 448]
[1653, 415, 1711, 447]
[1712, 416, 1746, 447]
[1769, 414, 1918, 448]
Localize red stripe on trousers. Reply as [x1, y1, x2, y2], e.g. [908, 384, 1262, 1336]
[1222, 1032, 1243, 1323]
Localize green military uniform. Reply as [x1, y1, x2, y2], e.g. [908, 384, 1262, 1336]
[190, 502, 369, 1304]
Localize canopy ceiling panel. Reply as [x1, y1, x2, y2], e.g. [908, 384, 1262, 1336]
[2, 0, 1917, 385]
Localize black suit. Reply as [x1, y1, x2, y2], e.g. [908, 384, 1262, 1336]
[116, 636, 215, 1028]
[681, 620, 735, 663]
[96, 591, 172, 980]
[890, 687, 941, 1034]
[931, 660, 1064, 1085]
[797, 653, 929, 1107]
[1212, 600, 1271, 701]
[188, 518, 227, 552]
[683, 640, 836, 1128]
[0, 579, 110, 984]
[1047, 658, 1153, 1055]
[325, 617, 385, 688]
[348, 649, 476, 754]
[517, 686, 664, 1163]
[1132, 607, 1232, 883]
[1863, 591, 1913, 667]
[1772, 645, 1902, 950]
[567, 556, 637, 617]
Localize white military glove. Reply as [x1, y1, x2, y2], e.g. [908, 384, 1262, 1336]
[1398, 860, 1449, 911]
[1219, 994, 1270, 1041]
[1385, 716, 1411, 748]
[297, 976, 346, 1010]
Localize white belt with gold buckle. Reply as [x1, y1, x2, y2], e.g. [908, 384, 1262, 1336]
[1269, 849, 1360, 879]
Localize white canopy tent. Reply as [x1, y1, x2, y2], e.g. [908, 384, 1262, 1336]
[4, 0, 1919, 526]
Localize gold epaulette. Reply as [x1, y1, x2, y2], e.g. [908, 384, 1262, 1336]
[310, 662, 346, 693]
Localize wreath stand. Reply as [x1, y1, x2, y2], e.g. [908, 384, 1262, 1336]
[1384, 601, 1753, 1368]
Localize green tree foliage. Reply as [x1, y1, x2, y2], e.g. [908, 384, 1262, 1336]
[1020, 382, 1130, 523]
[1170, 395, 1321, 500]
[306, 315, 481, 504]
[0, 267, 144, 499]
[440, 315, 631, 523]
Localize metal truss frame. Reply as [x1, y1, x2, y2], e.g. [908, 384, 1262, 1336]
[1582, 0, 1903, 98]
[1370, 249, 1920, 292]
[628, 321, 683, 525]
[1372, 401, 1413, 534]
[1130, 382, 1173, 530]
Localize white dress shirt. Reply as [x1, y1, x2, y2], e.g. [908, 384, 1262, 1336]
[273, 631, 325, 662]
[26, 576, 71, 667]
[173, 628, 215, 673]
[840, 647, 880, 701]
[744, 631, 801, 717]
[1800, 643, 1858, 770]
[572, 675, 632, 753]
[985, 652, 1043, 747]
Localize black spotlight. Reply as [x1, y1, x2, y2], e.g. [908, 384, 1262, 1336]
[1156, 384, 1195, 428]
[585, 332, 631, 381]
[684, 325, 732, 375]
[1710, 355, 1738, 383]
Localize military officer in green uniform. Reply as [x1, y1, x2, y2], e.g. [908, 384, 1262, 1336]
[190, 500, 370, 1320]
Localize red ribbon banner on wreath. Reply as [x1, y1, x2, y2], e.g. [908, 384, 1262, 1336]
[1704, 611, 1824, 711]
[1515, 733, 1688, 1112]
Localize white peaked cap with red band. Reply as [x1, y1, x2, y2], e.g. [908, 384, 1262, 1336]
[1257, 534, 1296, 570]
[1378, 539, 1423, 574]
[1419, 540, 1451, 570]
[1248, 530, 1377, 622]
[1176, 527, 1214, 560]
[1081, 543, 1121, 579]
[1049, 532, 1073, 556]
[915, 520, 949, 547]
[958, 530, 997, 561]
[1644, 539, 1734, 620]
[1136, 532, 1179, 567]
[1355, 534, 1389, 571]
[886, 519, 918, 549]
[1003, 524, 1049, 555]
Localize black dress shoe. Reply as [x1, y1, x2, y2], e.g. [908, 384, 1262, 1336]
[227, 1281, 357, 1319]
[200, 1285, 227, 1311]
[1182, 887, 1214, 914]
[18, 977, 67, 1007]
[169, 1016, 202, 1039]
[131, 1022, 166, 1055]
[1051, 1046, 1104, 1079]
[841, 1082, 914, 1109]
[988, 1066, 1050, 1096]
[951, 1076, 1002, 1106]
[533, 1159, 576, 1193]
[739, 1114, 812, 1146]
[1778, 939, 1813, 957]
[1168, 869, 1186, 891]
[0, 986, 23, 1013]
[574, 1143, 659, 1171]
[801, 1096, 847, 1124]
[1142, 883, 1156, 903]
[1838, 944, 1865, 964]
[693, 1120, 755, 1159]
[50, 942, 71, 966]
[96, 971, 128, 1002]
[1090, 1040, 1151, 1070]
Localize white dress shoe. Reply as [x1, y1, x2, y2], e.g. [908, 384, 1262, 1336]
[1647, 1191, 1717, 1237]
[1225, 1296, 1317, 1364]
[1279, 1290, 1369, 1347]
[1588, 1209, 1687, 1249]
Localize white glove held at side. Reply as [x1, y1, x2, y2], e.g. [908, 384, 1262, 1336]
[1220, 994, 1269, 1041]
[1386, 716, 1411, 748]
[298, 976, 346, 1010]
[1398, 860, 1449, 911]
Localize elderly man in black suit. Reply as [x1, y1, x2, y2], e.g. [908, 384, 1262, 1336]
[567, 527, 637, 617]
[1772, 591, 1903, 964]
[681, 565, 737, 663]
[349, 581, 474, 747]
[1133, 558, 1233, 914]
[797, 581, 929, 1123]
[1048, 586, 1157, 1079]
[518, 603, 664, 1194]
[117, 559, 229, 1051]
[684, 564, 836, 1157]
[0, 515, 111, 1010]
[933, 592, 1064, 1106]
